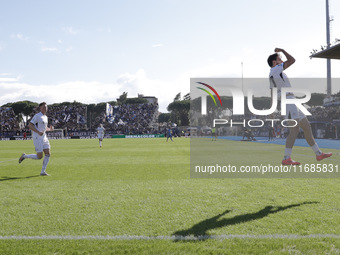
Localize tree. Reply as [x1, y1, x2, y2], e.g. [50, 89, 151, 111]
[167, 99, 190, 126]
[2, 101, 38, 116]
[87, 102, 107, 129]
[107, 101, 117, 106]
[51, 101, 85, 107]
[158, 113, 171, 123]
[245, 96, 272, 113]
[117, 92, 128, 104]
[173, 93, 181, 101]
[125, 98, 148, 104]
[307, 93, 326, 107]
[183, 93, 190, 100]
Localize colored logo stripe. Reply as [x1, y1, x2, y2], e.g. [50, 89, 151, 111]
[196, 87, 217, 106]
[196, 82, 223, 106]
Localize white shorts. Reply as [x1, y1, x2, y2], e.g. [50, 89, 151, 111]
[286, 104, 306, 120]
[98, 134, 104, 139]
[33, 135, 51, 153]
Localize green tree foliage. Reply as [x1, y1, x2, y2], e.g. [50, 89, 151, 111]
[173, 93, 181, 101]
[2, 100, 38, 116]
[117, 92, 147, 105]
[50, 101, 85, 107]
[117, 92, 128, 104]
[87, 103, 107, 114]
[125, 98, 148, 104]
[307, 93, 326, 107]
[158, 113, 171, 123]
[183, 93, 190, 100]
[167, 94, 190, 126]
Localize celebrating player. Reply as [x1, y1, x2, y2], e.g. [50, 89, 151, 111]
[268, 48, 332, 165]
[18, 102, 53, 176]
[97, 124, 105, 148]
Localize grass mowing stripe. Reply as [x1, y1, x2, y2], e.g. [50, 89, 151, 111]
[0, 234, 340, 240]
[0, 159, 19, 163]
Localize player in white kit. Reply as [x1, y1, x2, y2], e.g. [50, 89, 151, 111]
[18, 102, 54, 176]
[97, 124, 105, 148]
[268, 48, 332, 165]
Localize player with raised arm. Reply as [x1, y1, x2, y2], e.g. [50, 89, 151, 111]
[268, 48, 332, 165]
[97, 124, 105, 148]
[18, 102, 53, 176]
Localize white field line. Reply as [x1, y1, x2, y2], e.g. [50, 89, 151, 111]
[0, 234, 339, 240]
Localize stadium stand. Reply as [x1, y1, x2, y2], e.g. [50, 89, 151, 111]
[1, 98, 337, 139]
[4, 101, 159, 137]
[0, 107, 21, 138]
[95, 102, 159, 135]
[308, 106, 340, 122]
[47, 105, 87, 130]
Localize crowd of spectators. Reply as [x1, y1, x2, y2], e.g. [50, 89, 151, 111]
[1, 102, 159, 137]
[3, 100, 337, 138]
[308, 106, 340, 122]
[93, 103, 159, 135]
[48, 105, 87, 130]
[0, 107, 20, 133]
[27, 104, 87, 131]
[243, 105, 340, 137]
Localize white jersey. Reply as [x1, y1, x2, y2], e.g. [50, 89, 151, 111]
[97, 127, 105, 135]
[269, 63, 292, 98]
[269, 63, 305, 120]
[30, 112, 48, 138]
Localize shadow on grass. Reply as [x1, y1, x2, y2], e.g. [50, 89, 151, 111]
[172, 201, 319, 240]
[0, 175, 40, 182]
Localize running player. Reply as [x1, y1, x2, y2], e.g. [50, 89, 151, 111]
[268, 48, 332, 165]
[97, 124, 105, 148]
[18, 102, 53, 176]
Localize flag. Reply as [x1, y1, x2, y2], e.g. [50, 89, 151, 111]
[106, 103, 114, 124]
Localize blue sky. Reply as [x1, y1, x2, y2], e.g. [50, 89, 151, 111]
[1, 0, 340, 112]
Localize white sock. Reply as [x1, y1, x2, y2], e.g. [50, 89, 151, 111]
[41, 155, 50, 173]
[99, 141, 102, 147]
[284, 148, 292, 160]
[311, 143, 322, 156]
[25, 154, 39, 160]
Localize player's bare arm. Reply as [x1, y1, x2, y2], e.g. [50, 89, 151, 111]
[275, 48, 295, 70]
[46, 125, 54, 132]
[28, 122, 44, 136]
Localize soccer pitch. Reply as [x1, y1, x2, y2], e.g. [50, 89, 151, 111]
[0, 138, 339, 254]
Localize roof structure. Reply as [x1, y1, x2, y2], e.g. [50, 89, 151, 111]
[311, 43, 340, 59]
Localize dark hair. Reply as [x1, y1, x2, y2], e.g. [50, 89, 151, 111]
[267, 53, 278, 67]
[39, 102, 47, 107]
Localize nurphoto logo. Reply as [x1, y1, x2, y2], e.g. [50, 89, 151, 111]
[196, 81, 312, 128]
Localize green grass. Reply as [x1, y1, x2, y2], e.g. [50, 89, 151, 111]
[0, 138, 339, 254]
